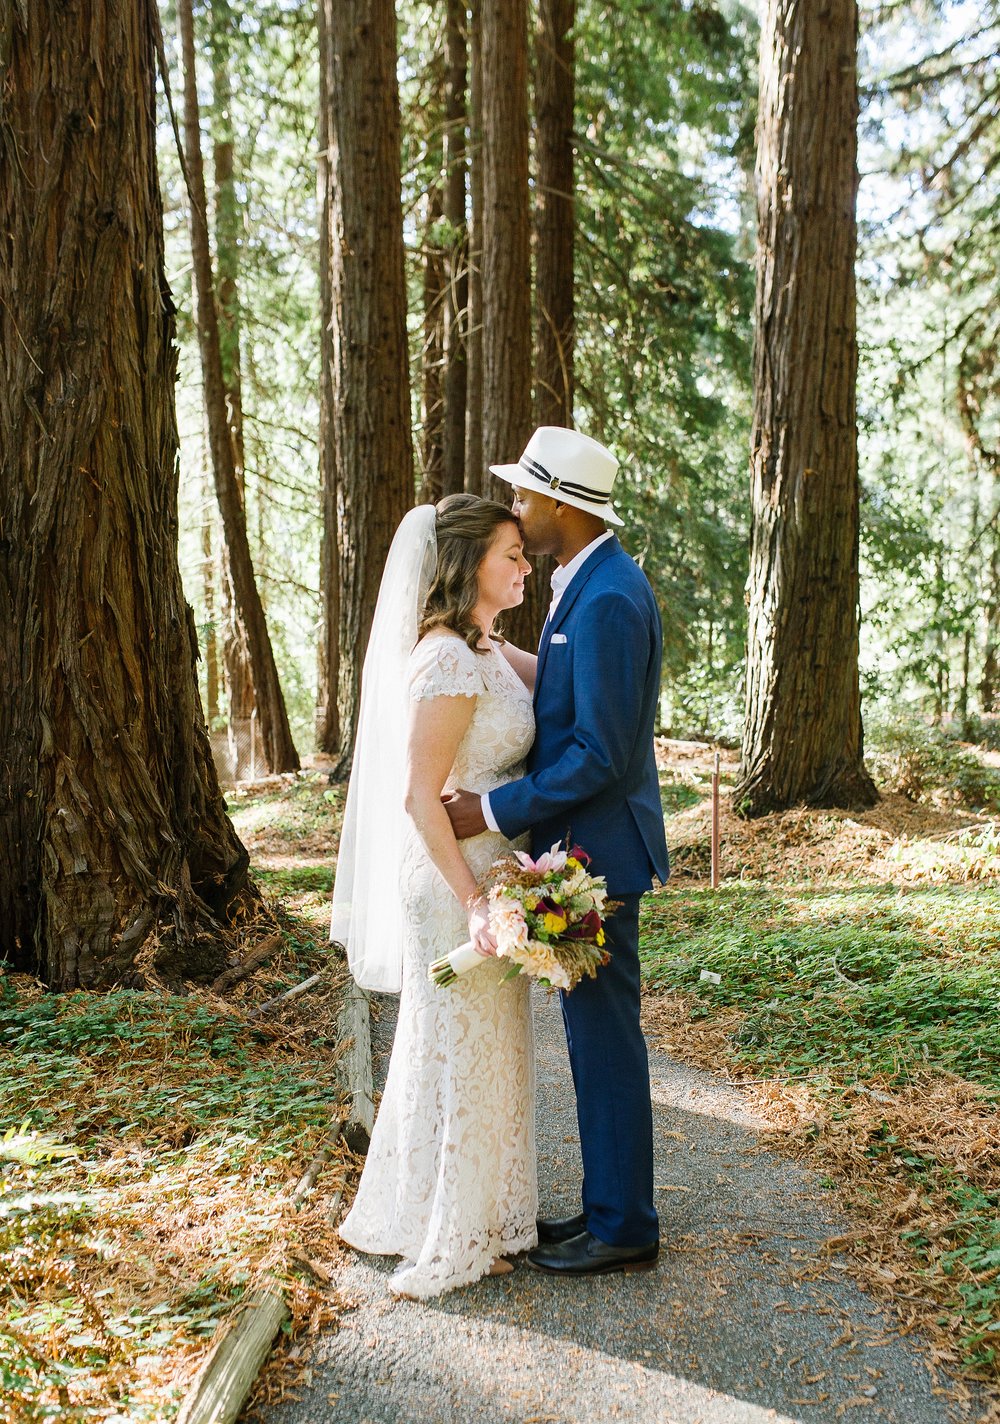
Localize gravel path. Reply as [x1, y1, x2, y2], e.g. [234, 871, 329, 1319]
[264, 990, 986, 1424]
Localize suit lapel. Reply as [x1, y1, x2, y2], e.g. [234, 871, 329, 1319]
[534, 536, 622, 697]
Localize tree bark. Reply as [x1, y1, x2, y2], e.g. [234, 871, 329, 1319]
[209, 0, 244, 479]
[981, 519, 1000, 713]
[479, 0, 547, 644]
[534, 0, 575, 430]
[323, 0, 414, 774]
[201, 463, 220, 725]
[420, 185, 446, 504]
[177, 0, 299, 775]
[465, 0, 484, 491]
[315, 0, 340, 754]
[735, 0, 878, 816]
[442, 0, 469, 497]
[0, 0, 254, 988]
[208, 0, 255, 756]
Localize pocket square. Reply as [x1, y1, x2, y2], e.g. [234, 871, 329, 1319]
[550, 633, 568, 644]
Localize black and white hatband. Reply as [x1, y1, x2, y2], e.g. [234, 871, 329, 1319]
[519, 455, 611, 508]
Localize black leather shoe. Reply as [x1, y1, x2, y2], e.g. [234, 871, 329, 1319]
[527, 1231, 659, 1276]
[535, 1212, 587, 1245]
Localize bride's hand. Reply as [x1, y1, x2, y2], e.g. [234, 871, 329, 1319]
[467, 896, 497, 958]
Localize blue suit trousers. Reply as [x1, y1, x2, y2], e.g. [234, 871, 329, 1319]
[559, 894, 658, 1247]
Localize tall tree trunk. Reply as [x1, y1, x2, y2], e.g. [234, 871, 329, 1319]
[465, 0, 484, 491]
[441, 0, 469, 496]
[209, 0, 255, 764]
[324, 0, 414, 774]
[201, 464, 220, 725]
[0, 0, 253, 988]
[534, 0, 575, 429]
[734, 0, 877, 817]
[980, 518, 1000, 713]
[209, 0, 244, 477]
[177, 0, 299, 774]
[316, 0, 340, 753]
[479, 0, 546, 644]
[420, 185, 446, 504]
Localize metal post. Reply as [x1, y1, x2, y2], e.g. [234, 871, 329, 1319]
[711, 750, 720, 889]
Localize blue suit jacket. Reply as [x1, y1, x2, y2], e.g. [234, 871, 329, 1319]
[490, 537, 669, 897]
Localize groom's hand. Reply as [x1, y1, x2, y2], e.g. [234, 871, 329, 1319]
[443, 787, 488, 839]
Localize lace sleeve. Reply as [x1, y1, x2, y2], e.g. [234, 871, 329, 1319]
[408, 635, 485, 701]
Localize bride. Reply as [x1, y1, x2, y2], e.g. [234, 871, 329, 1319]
[331, 493, 539, 1299]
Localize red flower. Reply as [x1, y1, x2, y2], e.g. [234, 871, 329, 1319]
[563, 909, 602, 940]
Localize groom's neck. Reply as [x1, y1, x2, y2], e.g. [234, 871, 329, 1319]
[553, 513, 609, 565]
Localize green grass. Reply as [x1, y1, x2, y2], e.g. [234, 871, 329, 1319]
[226, 776, 342, 840]
[0, 978, 344, 1419]
[253, 863, 334, 896]
[657, 775, 705, 815]
[0, 986, 341, 1146]
[640, 881, 1000, 1369]
[640, 883, 1000, 1087]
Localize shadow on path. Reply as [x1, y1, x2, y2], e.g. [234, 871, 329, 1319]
[262, 989, 986, 1424]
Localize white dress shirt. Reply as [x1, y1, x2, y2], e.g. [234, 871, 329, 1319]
[480, 531, 614, 834]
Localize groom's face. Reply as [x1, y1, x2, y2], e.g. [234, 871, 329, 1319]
[510, 487, 561, 557]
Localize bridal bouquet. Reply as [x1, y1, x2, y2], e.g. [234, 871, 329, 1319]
[429, 844, 616, 993]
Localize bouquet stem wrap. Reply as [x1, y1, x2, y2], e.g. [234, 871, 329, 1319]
[428, 941, 485, 987]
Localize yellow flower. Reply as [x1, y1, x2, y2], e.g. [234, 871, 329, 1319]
[565, 857, 580, 871]
[542, 912, 567, 936]
[596, 928, 606, 946]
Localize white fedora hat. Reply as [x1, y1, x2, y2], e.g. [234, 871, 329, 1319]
[489, 426, 625, 527]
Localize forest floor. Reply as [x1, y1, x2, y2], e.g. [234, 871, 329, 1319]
[2, 740, 999, 1421]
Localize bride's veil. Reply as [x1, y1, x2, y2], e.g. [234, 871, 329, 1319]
[330, 504, 438, 992]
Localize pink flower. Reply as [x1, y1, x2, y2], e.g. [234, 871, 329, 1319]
[514, 842, 569, 874]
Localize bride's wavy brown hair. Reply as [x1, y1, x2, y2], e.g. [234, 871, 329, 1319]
[418, 493, 521, 653]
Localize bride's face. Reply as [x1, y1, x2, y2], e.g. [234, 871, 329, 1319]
[476, 521, 531, 612]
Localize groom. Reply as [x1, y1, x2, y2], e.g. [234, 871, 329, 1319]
[445, 426, 669, 1276]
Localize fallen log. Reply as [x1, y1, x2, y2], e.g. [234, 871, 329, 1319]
[336, 983, 374, 1154]
[210, 932, 283, 995]
[175, 1285, 288, 1424]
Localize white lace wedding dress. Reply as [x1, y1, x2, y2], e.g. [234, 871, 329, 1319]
[337, 632, 538, 1299]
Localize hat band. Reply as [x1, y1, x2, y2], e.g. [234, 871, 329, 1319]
[519, 455, 611, 507]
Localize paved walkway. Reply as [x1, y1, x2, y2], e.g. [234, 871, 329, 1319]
[264, 991, 987, 1424]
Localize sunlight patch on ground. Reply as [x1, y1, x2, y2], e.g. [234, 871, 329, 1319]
[254, 853, 330, 870]
[331, 1266, 806, 1424]
[648, 1071, 772, 1132]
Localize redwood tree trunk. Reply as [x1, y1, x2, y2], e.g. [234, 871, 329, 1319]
[442, 0, 469, 496]
[323, 0, 414, 773]
[316, 0, 340, 753]
[479, 0, 546, 643]
[201, 464, 220, 724]
[735, 0, 878, 816]
[534, 0, 575, 429]
[178, 0, 299, 775]
[209, 0, 256, 757]
[0, 0, 253, 988]
[465, 0, 484, 490]
[981, 520, 1000, 713]
[420, 185, 446, 504]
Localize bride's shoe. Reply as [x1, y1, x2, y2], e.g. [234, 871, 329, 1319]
[487, 1257, 514, 1276]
